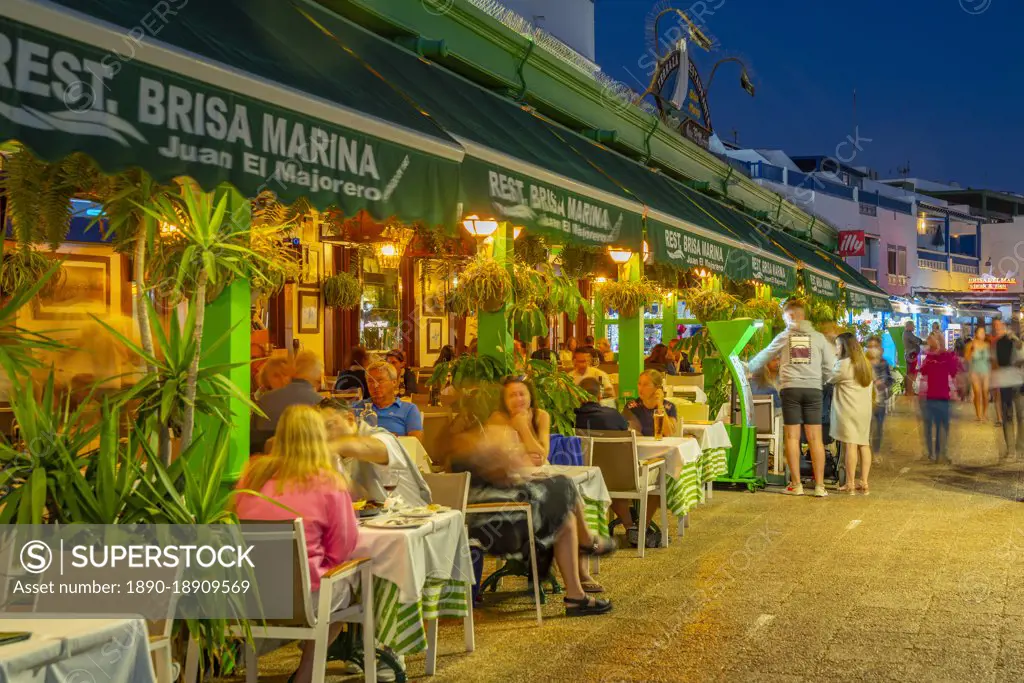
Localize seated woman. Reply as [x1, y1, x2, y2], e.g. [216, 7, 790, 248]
[334, 346, 371, 399]
[318, 398, 431, 507]
[596, 338, 615, 363]
[617, 370, 678, 547]
[254, 356, 292, 400]
[644, 343, 677, 376]
[234, 405, 359, 683]
[450, 425, 615, 615]
[486, 377, 551, 466]
[622, 370, 678, 438]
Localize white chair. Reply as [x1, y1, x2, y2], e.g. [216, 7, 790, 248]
[186, 520, 375, 683]
[587, 430, 669, 558]
[465, 500, 543, 624]
[420, 472, 475, 672]
[673, 373, 705, 390]
[752, 397, 780, 474]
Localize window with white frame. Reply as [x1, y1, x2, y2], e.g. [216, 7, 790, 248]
[887, 244, 907, 276]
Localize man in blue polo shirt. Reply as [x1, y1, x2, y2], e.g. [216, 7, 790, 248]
[356, 361, 424, 440]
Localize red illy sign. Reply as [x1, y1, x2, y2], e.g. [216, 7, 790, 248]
[837, 230, 866, 257]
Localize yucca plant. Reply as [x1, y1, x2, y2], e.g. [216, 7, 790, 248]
[94, 296, 257, 465]
[322, 272, 362, 309]
[0, 372, 102, 524]
[139, 183, 288, 448]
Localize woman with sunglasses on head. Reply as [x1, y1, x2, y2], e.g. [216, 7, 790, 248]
[486, 376, 551, 466]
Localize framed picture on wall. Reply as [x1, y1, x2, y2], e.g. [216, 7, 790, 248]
[426, 318, 443, 353]
[298, 289, 321, 334]
[34, 254, 111, 320]
[421, 263, 447, 316]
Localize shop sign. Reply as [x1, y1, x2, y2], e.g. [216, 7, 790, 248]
[870, 295, 894, 312]
[804, 271, 840, 300]
[659, 223, 728, 272]
[748, 253, 797, 293]
[462, 159, 643, 248]
[968, 277, 1016, 292]
[837, 230, 866, 257]
[0, 18, 460, 226]
[847, 290, 871, 310]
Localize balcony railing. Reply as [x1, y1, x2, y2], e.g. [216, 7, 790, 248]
[860, 268, 878, 284]
[888, 274, 909, 287]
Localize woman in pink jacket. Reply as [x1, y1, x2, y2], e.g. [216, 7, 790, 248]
[235, 405, 359, 683]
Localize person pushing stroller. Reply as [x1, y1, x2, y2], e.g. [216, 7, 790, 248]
[749, 298, 837, 497]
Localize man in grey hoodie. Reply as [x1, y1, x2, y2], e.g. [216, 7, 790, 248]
[749, 298, 837, 497]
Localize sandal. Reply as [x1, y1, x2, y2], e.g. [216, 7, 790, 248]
[580, 580, 605, 593]
[579, 536, 617, 557]
[837, 484, 856, 494]
[564, 595, 612, 616]
[858, 481, 870, 496]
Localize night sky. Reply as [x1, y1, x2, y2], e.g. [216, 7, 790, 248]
[595, 0, 1023, 193]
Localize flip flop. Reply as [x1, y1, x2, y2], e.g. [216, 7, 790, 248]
[581, 580, 605, 593]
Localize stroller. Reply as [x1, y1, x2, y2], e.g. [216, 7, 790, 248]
[785, 383, 846, 486]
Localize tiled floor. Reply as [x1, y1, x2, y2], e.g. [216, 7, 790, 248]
[244, 398, 1024, 682]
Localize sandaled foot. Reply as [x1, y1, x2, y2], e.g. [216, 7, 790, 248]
[859, 481, 870, 495]
[837, 484, 856, 494]
[579, 536, 617, 557]
[564, 595, 612, 616]
[580, 580, 605, 593]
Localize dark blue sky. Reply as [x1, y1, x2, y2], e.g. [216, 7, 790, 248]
[595, 0, 1022, 193]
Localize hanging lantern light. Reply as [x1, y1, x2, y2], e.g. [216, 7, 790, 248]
[642, 240, 651, 263]
[608, 246, 633, 264]
[461, 215, 499, 238]
[917, 213, 928, 235]
[370, 224, 414, 270]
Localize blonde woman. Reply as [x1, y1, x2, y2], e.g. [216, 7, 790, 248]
[830, 333, 874, 494]
[234, 405, 359, 683]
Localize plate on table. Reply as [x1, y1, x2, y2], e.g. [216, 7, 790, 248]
[363, 516, 428, 529]
[402, 504, 450, 518]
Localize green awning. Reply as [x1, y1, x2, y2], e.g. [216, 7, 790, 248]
[847, 289, 894, 314]
[529, 127, 798, 292]
[294, 0, 646, 249]
[760, 229, 843, 300]
[4, 0, 464, 226]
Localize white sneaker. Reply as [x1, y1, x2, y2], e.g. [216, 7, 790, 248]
[783, 483, 804, 496]
[813, 486, 829, 498]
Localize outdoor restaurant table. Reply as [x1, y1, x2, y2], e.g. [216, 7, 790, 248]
[398, 436, 432, 473]
[527, 464, 611, 536]
[681, 421, 733, 500]
[0, 617, 155, 683]
[634, 436, 703, 519]
[354, 509, 473, 656]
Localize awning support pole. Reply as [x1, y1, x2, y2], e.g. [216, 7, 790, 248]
[617, 252, 645, 402]
[477, 223, 513, 368]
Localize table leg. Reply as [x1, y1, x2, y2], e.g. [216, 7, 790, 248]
[705, 482, 714, 501]
[464, 600, 476, 653]
[425, 619, 438, 676]
[677, 517, 685, 536]
[684, 514, 690, 529]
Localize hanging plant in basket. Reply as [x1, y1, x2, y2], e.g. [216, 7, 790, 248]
[322, 272, 362, 309]
[597, 279, 660, 317]
[808, 297, 838, 325]
[680, 286, 740, 323]
[446, 255, 512, 315]
[558, 244, 603, 279]
[740, 297, 781, 325]
[515, 234, 549, 268]
[0, 250, 63, 300]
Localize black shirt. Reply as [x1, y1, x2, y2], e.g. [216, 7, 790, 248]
[398, 367, 419, 396]
[574, 402, 629, 432]
[623, 398, 677, 437]
[334, 369, 369, 399]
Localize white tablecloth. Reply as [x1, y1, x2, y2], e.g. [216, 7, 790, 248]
[355, 509, 472, 605]
[532, 464, 611, 506]
[635, 436, 702, 479]
[0, 617, 155, 683]
[397, 436, 431, 473]
[682, 421, 732, 451]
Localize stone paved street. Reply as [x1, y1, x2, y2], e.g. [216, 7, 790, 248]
[252, 398, 1024, 681]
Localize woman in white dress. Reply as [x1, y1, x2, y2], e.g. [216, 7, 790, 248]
[831, 332, 874, 494]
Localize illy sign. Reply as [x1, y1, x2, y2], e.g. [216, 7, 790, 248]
[837, 230, 866, 257]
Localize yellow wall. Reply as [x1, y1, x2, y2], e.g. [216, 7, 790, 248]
[10, 242, 133, 388]
[415, 259, 449, 367]
[292, 220, 326, 358]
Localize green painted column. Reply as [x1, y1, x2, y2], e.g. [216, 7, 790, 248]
[617, 254, 644, 401]
[196, 188, 252, 483]
[477, 224, 513, 368]
[662, 292, 677, 344]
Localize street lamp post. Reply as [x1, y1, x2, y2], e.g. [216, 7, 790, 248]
[706, 57, 756, 97]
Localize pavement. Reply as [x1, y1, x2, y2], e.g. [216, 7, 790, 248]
[245, 397, 1024, 682]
